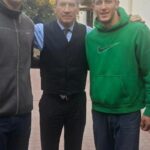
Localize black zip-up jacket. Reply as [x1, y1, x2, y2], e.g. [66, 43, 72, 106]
[0, 2, 34, 116]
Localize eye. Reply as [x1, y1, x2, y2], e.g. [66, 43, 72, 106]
[58, 2, 76, 8]
[59, 2, 66, 7]
[95, 0, 113, 5]
[105, 0, 113, 4]
[68, 3, 76, 8]
[95, 0, 103, 5]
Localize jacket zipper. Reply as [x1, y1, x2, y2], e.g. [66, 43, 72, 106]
[13, 19, 20, 114]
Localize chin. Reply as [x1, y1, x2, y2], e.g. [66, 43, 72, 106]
[99, 17, 110, 23]
[64, 20, 73, 24]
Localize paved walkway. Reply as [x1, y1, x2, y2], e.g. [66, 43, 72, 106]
[29, 70, 150, 150]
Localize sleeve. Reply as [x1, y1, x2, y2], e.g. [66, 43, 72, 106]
[31, 41, 40, 68]
[135, 23, 150, 116]
[34, 23, 44, 50]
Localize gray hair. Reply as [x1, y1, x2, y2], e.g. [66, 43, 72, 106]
[55, 0, 81, 5]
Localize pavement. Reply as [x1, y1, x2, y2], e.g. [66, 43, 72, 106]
[29, 70, 150, 150]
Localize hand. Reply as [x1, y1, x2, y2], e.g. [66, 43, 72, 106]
[141, 115, 150, 131]
[130, 15, 145, 23]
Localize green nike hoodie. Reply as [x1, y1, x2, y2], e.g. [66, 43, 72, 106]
[86, 8, 150, 116]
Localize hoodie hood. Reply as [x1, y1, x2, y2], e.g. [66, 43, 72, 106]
[94, 7, 130, 32]
[0, 1, 22, 18]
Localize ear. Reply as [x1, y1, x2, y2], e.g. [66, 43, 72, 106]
[75, 5, 79, 14]
[77, 6, 79, 12]
[53, 6, 56, 15]
[116, 0, 120, 9]
[91, 2, 95, 11]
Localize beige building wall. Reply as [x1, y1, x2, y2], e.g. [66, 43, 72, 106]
[120, 0, 150, 27]
[77, 10, 87, 25]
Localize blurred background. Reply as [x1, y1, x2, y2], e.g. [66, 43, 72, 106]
[23, 0, 150, 27]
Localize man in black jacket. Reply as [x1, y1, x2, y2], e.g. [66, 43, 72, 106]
[34, 0, 90, 150]
[0, 0, 34, 149]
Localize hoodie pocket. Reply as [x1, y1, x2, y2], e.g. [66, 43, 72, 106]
[91, 75, 128, 107]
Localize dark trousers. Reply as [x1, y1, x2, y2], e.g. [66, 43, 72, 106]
[92, 110, 141, 150]
[0, 113, 31, 150]
[39, 92, 86, 150]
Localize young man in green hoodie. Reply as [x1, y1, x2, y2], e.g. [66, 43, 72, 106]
[86, 0, 150, 150]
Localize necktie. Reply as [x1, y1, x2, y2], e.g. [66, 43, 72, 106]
[63, 28, 71, 42]
[63, 28, 70, 36]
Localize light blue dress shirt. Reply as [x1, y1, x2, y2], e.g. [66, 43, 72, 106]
[57, 20, 74, 42]
[34, 21, 92, 50]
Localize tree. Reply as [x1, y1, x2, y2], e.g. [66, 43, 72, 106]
[23, 0, 92, 23]
[81, 0, 92, 5]
[23, 0, 55, 23]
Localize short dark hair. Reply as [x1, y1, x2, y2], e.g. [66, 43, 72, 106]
[92, 0, 119, 2]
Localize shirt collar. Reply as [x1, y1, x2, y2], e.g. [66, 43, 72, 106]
[57, 20, 74, 32]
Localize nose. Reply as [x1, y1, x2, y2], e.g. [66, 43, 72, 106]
[64, 4, 70, 12]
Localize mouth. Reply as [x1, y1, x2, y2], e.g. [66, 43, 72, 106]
[100, 11, 109, 15]
[63, 16, 73, 19]
[100, 12, 109, 18]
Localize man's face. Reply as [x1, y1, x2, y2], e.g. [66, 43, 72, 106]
[3, 0, 22, 10]
[54, 0, 79, 27]
[93, 0, 119, 26]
